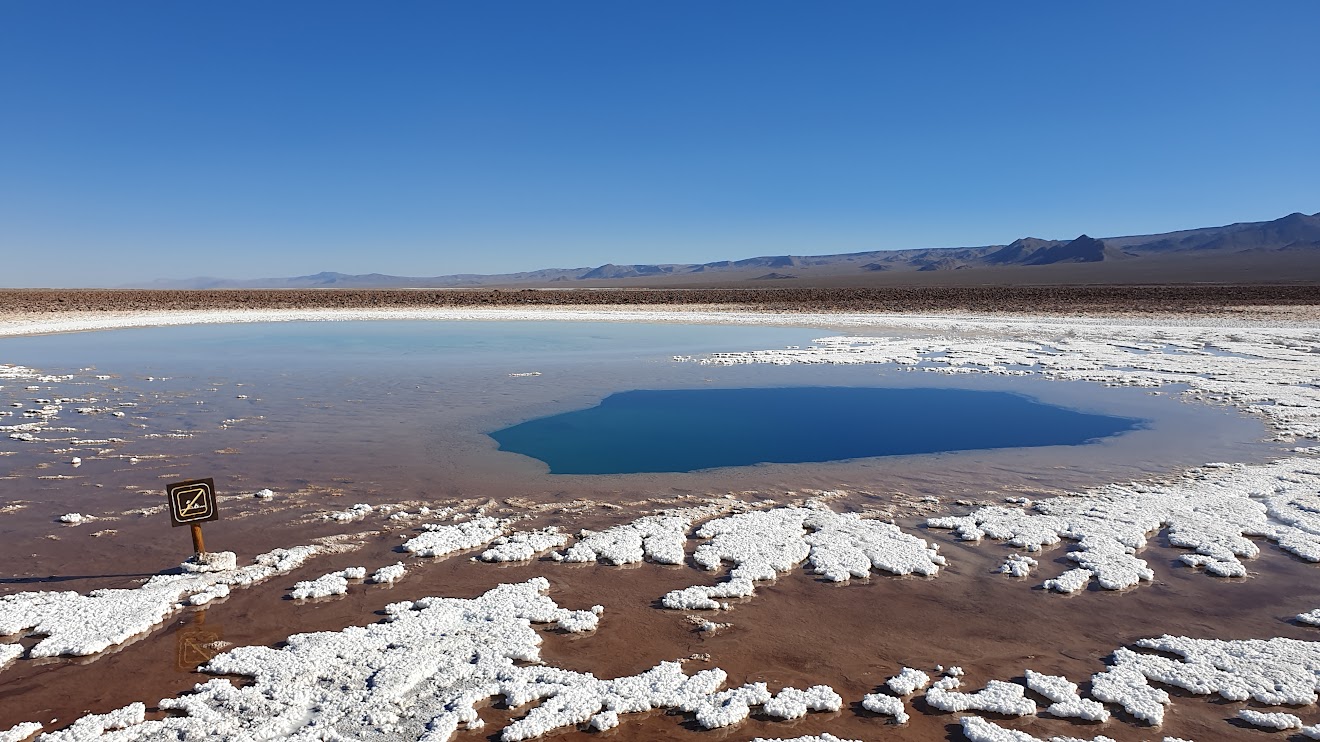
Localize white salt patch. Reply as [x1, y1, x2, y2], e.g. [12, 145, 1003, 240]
[181, 551, 237, 573]
[1024, 669, 1109, 721]
[69, 457, 81, 466]
[1303, 725, 1320, 739]
[0, 722, 42, 742]
[662, 504, 942, 611]
[187, 583, 230, 606]
[886, 667, 931, 695]
[403, 516, 509, 558]
[1042, 568, 1093, 594]
[555, 508, 711, 566]
[324, 503, 373, 522]
[751, 735, 861, 742]
[480, 528, 569, 562]
[57, 513, 86, 525]
[39, 575, 837, 740]
[1238, 708, 1303, 730]
[0, 544, 332, 663]
[1299, 608, 1320, 626]
[925, 678, 1036, 716]
[37, 703, 144, 742]
[289, 567, 365, 600]
[252, 488, 274, 500]
[761, 685, 842, 719]
[0, 643, 23, 669]
[861, 692, 908, 723]
[369, 562, 407, 585]
[998, 553, 1037, 577]
[960, 716, 1127, 742]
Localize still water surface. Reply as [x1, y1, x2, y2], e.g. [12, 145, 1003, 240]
[492, 386, 1144, 474]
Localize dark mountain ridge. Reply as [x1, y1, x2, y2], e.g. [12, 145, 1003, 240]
[135, 211, 1320, 289]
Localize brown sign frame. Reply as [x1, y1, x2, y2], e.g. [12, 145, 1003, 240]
[167, 478, 219, 527]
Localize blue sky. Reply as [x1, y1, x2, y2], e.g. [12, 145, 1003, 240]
[2, 2, 1318, 286]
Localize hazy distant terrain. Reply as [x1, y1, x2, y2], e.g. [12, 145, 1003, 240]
[138, 211, 1320, 289]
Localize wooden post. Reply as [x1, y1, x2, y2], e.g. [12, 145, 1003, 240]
[190, 524, 206, 555]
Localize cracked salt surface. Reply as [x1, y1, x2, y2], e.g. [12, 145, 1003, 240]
[0, 544, 337, 667]
[21, 578, 839, 741]
[660, 503, 943, 611]
[930, 458, 1320, 593]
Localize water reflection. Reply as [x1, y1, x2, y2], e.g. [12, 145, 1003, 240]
[174, 609, 223, 673]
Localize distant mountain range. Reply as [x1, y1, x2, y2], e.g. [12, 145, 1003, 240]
[137, 211, 1320, 289]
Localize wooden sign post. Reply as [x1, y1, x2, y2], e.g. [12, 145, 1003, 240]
[166, 478, 220, 555]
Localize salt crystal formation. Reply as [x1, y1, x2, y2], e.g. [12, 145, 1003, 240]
[1299, 608, 1320, 626]
[931, 459, 1320, 593]
[369, 562, 407, 585]
[403, 517, 509, 558]
[861, 691, 908, 723]
[324, 503, 373, 522]
[925, 676, 1037, 716]
[289, 567, 366, 600]
[481, 528, 569, 562]
[0, 643, 23, 670]
[662, 504, 943, 611]
[554, 509, 711, 565]
[998, 553, 1037, 577]
[0, 722, 43, 742]
[31, 578, 836, 740]
[1024, 669, 1108, 721]
[751, 735, 861, 742]
[1238, 708, 1303, 730]
[761, 685, 843, 719]
[886, 667, 931, 695]
[1089, 635, 1320, 725]
[0, 545, 326, 666]
[960, 715, 1189, 742]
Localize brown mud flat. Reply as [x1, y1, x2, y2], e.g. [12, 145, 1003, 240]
[3, 503, 1319, 741]
[4, 285, 1320, 319]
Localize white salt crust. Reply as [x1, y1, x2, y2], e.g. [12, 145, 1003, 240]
[998, 553, 1038, 577]
[33, 578, 838, 740]
[1237, 708, 1303, 730]
[761, 685, 843, 719]
[1300, 608, 1320, 626]
[403, 517, 510, 558]
[324, 503, 373, 522]
[1024, 670, 1109, 722]
[0, 722, 42, 742]
[553, 508, 714, 566]
[289, 567, 366, 600]
[481, 528, 570, 562]
[925, 676, 1037, 716]
[0, 643, 23, 670]
[751, 735, 861, 742]
[930, 459, 1320, 593]
[57, 513, 86, 525]
[369, 562, 407, 585]
[661, 504, 943, 611]
[0, 544, 329, 664]
[861, 692, 908, 723]
[887, 667, 931, 695]
[1089, 635, 1320, 726]
[960, 715, 1190, 742]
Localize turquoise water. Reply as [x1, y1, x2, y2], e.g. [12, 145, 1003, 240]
[490, 386, 1144, 474]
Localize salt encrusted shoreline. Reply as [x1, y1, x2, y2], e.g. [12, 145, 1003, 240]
[1, 304, 1318, 342]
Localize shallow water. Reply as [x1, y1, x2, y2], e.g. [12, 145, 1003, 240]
[0, 320, 1296, 738]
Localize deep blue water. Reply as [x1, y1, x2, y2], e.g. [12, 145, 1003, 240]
[490, 386, 1144, 474]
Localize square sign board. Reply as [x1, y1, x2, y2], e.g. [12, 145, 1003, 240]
[167, 478, 219, 527]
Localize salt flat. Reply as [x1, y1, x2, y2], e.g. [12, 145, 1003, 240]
[2, 306, 1319, 741]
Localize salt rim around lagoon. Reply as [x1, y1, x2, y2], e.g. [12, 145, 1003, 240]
[4, 306, 1320, 740]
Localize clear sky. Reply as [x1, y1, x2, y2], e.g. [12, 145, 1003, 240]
[3, 1, 1318, 287]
